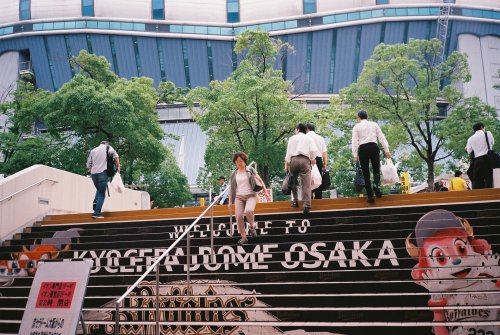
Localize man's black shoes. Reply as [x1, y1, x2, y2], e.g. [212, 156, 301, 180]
[303, 207, 310, 215]
[367, 197, 375, 204]
[373, 188, 382, 198]
[291, 200, 299, 208]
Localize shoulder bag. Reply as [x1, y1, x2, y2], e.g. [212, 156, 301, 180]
[248, 167, 263, 192]
[485, 132, 500, 169]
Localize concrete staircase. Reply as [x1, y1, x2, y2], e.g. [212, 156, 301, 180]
[1, 189, 499, 335]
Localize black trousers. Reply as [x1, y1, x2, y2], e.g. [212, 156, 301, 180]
[358, 142, 381, 198]
[313, 157, 324, 199]
[472, 155, 493, 189]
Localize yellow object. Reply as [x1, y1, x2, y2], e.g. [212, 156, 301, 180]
[449, 177, 467, 191]
[400, 171, 410, 194]
[199, 198, 205, 206]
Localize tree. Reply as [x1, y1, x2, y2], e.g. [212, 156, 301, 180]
[142, 147, 192, 208]
[440, 96, 500, 159]
[188, 30, 311, 188]
[0, 51, 193, 208]
[329, 38, 472, 191]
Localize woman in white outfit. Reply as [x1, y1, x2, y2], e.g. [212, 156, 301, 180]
[229, 152, 270, 245]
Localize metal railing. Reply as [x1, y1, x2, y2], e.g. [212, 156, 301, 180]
[0, 178, 58, 203]
[114, 162, 256, 335]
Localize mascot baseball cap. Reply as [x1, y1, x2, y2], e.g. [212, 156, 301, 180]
[415, 209, 463, 247]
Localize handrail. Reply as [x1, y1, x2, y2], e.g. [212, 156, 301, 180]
[0, 178, 58, 203]
[114, 161, 257, 335]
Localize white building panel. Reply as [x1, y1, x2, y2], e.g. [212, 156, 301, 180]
[0, 0, 20, 26]
[457, 34, 500, 114]
[318, 0, 375, 13]
[31, 0, 81, 20]
[240, 0, 301, 22]
[95, 0, 151, 20]
[166, 0, 226, 23]
[455, 0, 500, 9]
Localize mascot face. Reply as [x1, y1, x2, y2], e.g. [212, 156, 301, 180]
[421, 228, 484, 290]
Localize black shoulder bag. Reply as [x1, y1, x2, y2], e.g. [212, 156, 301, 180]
[485, 132, 500, 169]
[106, 145, 117, 178]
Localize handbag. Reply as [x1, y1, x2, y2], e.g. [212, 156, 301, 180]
[381, 158, 399, 186]
[282, 172, 295, 195]
[322, 169, 331, 189]
[354, 162, 365, 193]
[485, 132, 500, 169]
[249, 167, 263, 192]
[311, 164, 322, 190]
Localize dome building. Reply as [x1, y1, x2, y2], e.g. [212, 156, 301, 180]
[0, 0, 499, 184]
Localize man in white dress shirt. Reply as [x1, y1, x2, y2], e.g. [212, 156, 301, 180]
[285, 123, 318, 214]
[306, 123, 327, 199]
[352, 110, 391, 203]
[466, 122, 495, 189]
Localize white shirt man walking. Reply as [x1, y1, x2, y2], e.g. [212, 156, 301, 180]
[86, 141, 120, 219]
[285, 123, 318, 214]
[466, 122, 495, 189]
[306, 123, 327, 199]
[352, 110, 391, 203]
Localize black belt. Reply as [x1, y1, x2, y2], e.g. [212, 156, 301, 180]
[292, 154, 309, 159]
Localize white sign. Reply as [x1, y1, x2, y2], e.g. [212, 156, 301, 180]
[19, 260, 92, 335]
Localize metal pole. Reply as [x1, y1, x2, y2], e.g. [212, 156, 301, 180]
[210, 203, 215, 263]
[80, 312, 87, 335]
[114, 302, 119, 335]
[187, 232, 191, 295]
[229, 205, 234, 237]
[155, 263, 160, 335]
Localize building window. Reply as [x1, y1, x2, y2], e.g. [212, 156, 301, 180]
[207, 41, 214, 82]
[376, 0, 389, 4]
[20, 0, 31, 20]
[181, 39, 191, 88]
[303, 0, 316, 14]
[305, 32, 313, 92]
[152, 0, 165, 20]
[109, 36, 120, 76]
[227, 0, 239, 23]
[82, 0, 94, 17]
[156, 39, 167, 82]
[328, 30, 337, 93]
[132, 37, 142, 77]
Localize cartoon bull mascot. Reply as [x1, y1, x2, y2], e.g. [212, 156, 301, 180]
[406, 209, 499, 335]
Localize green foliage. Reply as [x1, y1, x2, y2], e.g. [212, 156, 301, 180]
[327, 38, 473, 192]
[157, 81, 189, 104]
[188, 30, 311, 189]
[0, 51, 192, 207]
[440, 96, 500, 159]
[142, 147, 192, 208]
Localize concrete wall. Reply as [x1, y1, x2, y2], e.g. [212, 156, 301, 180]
[0, 165, 150, 243]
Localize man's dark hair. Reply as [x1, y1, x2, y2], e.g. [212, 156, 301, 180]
[218, 176, 225, 180]
[455, 170, 462, 177]
[358, 110, 368, 120]
[306, 123, 315, 131]
[296, 123, 307, 134]
[472, 122, 484, 132]
[100, 140, 109, 145]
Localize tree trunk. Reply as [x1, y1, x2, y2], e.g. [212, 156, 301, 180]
[426, 160, 435, 192]
[263, 165, 270, 187]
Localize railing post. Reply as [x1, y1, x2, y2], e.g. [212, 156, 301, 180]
[210, 203, 215, 263]
[114, 301, 120, 335]
[155, 263, 160, 335]
[187, 231, 191, 295]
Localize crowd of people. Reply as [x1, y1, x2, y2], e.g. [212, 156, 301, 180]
[85, 112, 497, 247]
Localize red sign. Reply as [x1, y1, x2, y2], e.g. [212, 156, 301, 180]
[35, 282, 76, 309]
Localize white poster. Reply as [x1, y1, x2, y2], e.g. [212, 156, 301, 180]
[19, 260, 93, 335]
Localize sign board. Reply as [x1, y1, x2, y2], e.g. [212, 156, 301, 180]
[400, 171, 411, 194]
[19, 260, 92, 335]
